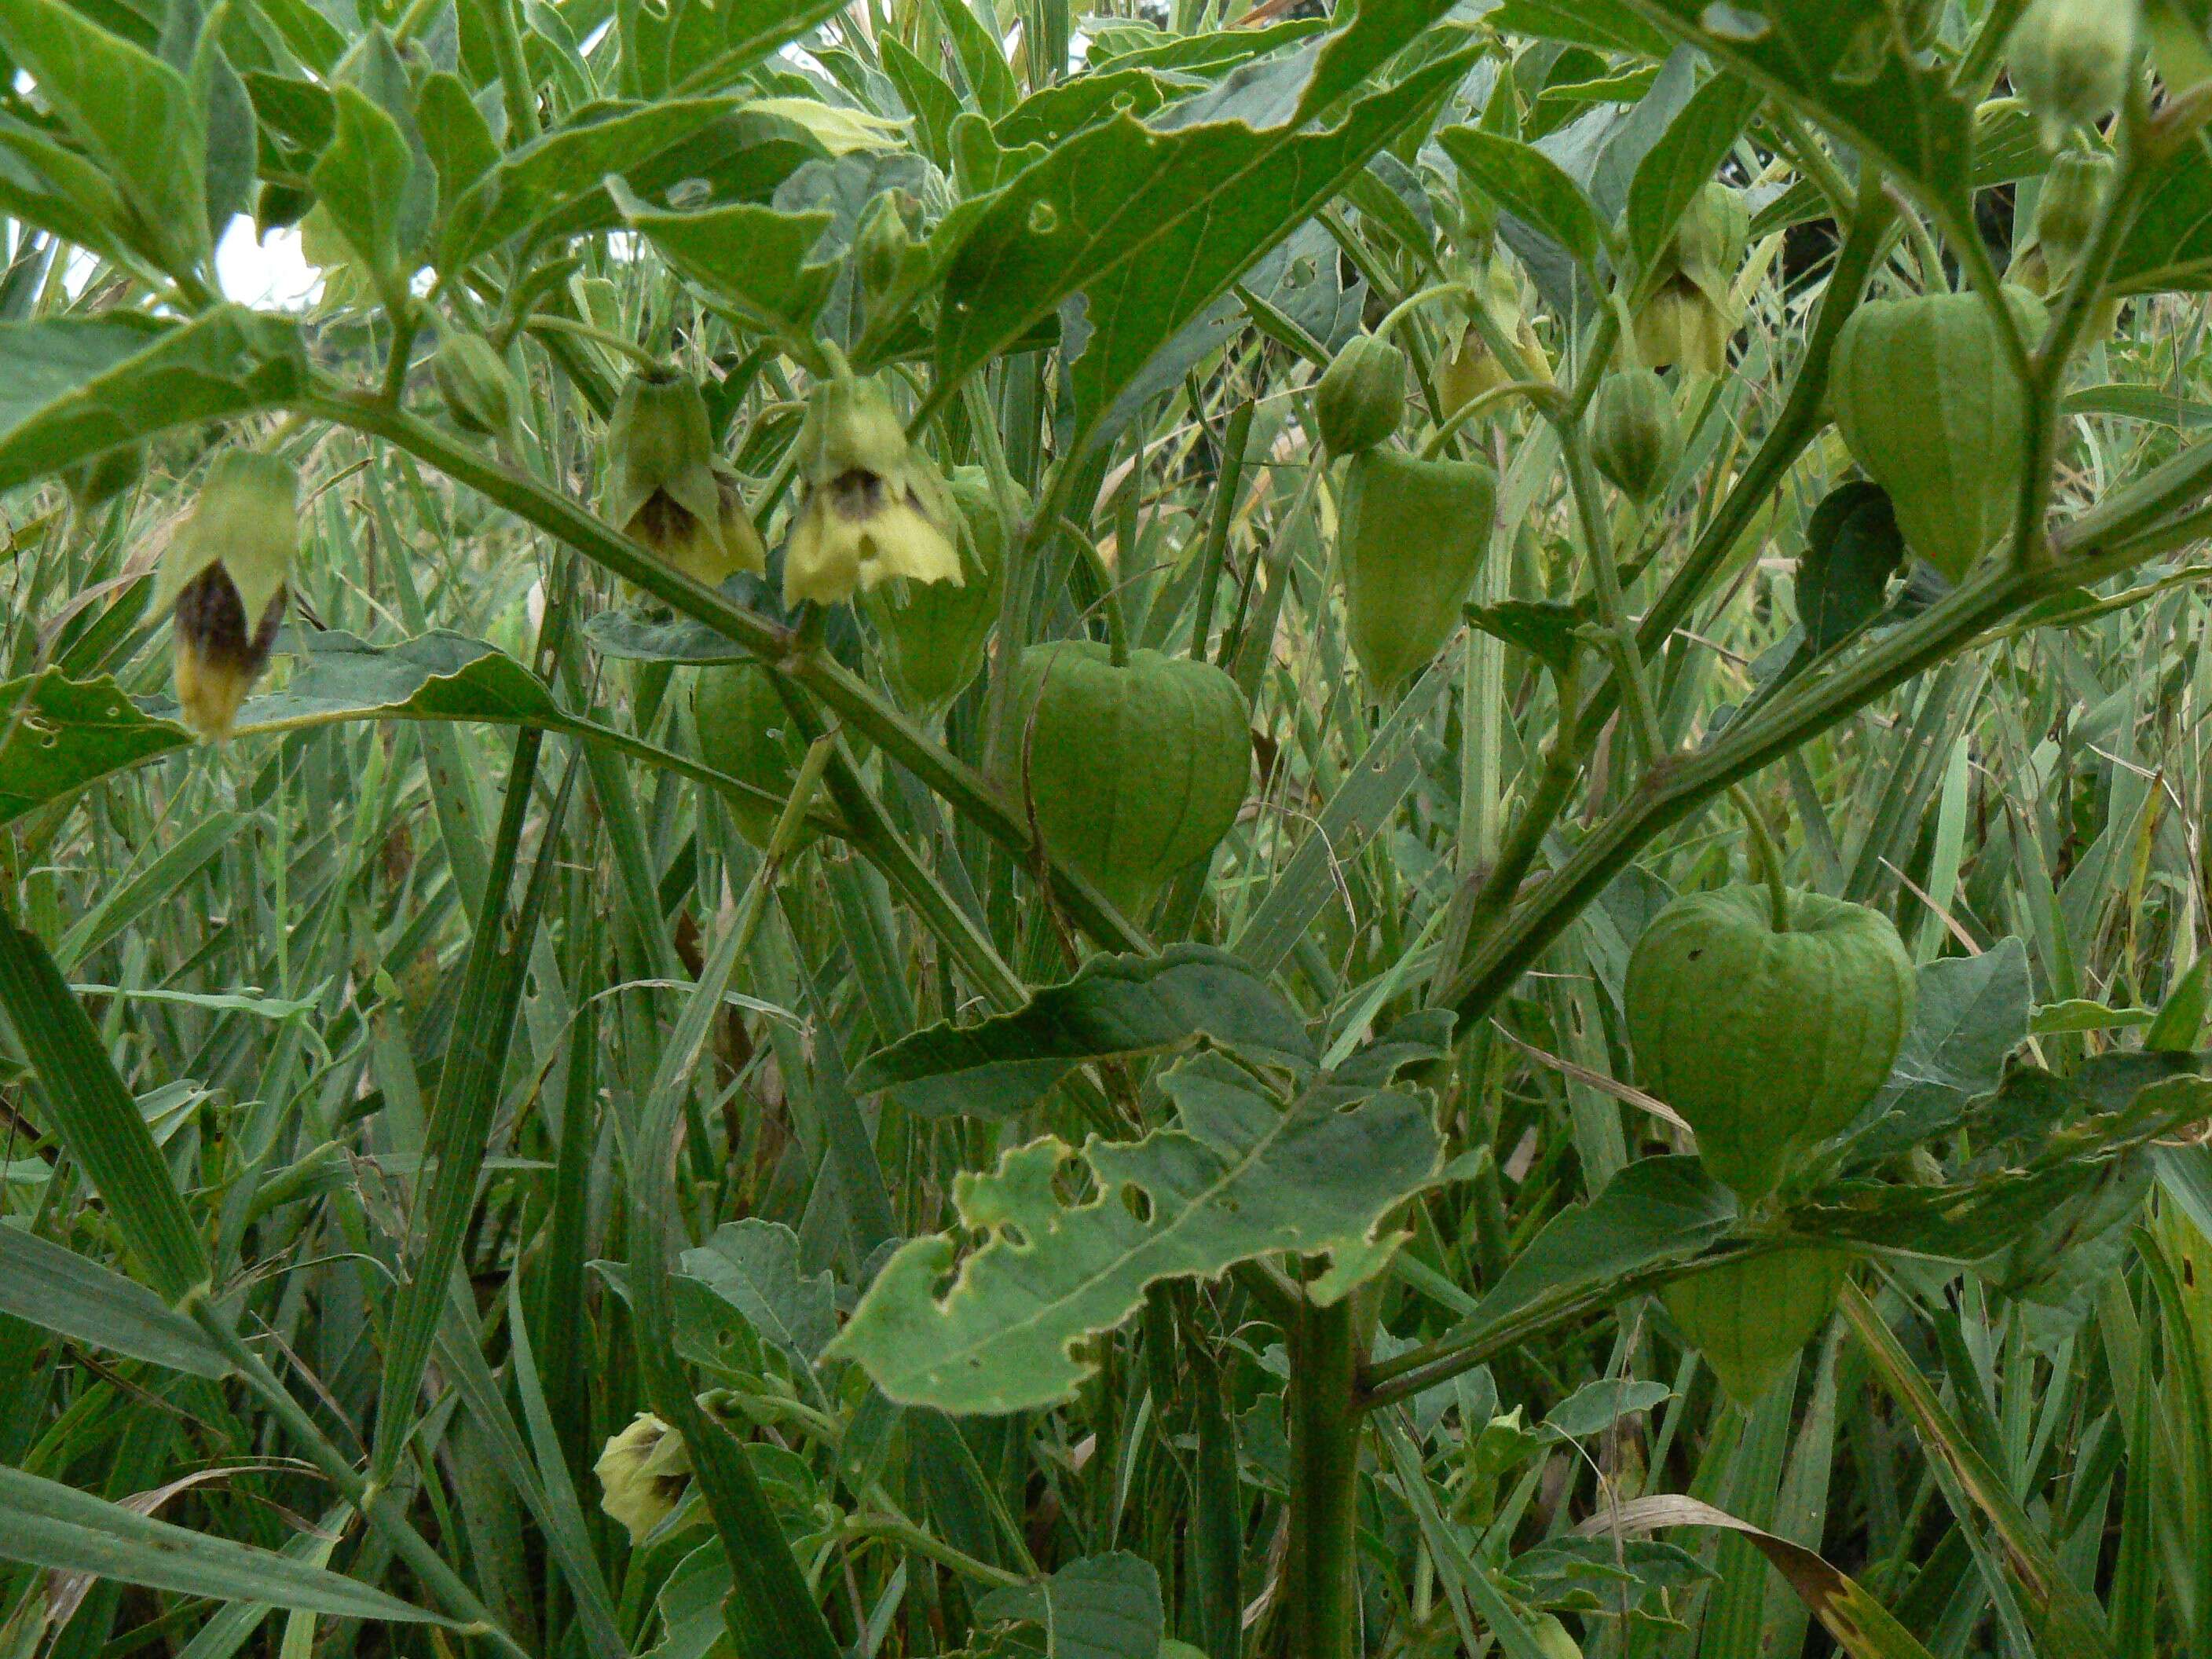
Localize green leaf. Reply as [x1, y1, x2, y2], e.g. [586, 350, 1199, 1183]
[1796, 482, 1906, 656]
[2112, 139, 2212, 294]
[974, 1554, 1164, 1659]
[309, 86, 419, 295]
[848, 944, 1316, 1120]
[1489, 0, 1670, 56]
[609, 184, 836, 340]
[0, 669, 189, 823]
[1439, 125, 1607, 272]
[0, 917, 211, 1302]
[2148, 952, 2212, 1052]
[0, 1223, 229, 1376]
[932, 0, 1477, 442]
[415, 70, 501, 210]
[0, 1464, 449, 1624]
[1613, 0, 1972, 223]
[438, 97, 738, 269]
[1470, 1155, 1737, 1333]
[824, 1056, 1442, 1411]
[931, 0, 1018, 120]
[679, 1220, 835, 1368]
[2032, 998, 2155, 1035]
[1847, 940, 2031, 1160]
[0, 0, 207, 273]
[1626, 70, 1760, 276]
[0, 308, 305, 491]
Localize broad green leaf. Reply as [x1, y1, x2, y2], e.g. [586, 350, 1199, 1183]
[848, 944, 1316, 1120]
[1489, 0, 1670, 56]
[415, 71, 501, 210]
[0, 113, 135, 262]
[2112, 139, 2212, 294]
[1846, 939, 2031, 1160]
[1613, 0, 1972, 224]
[0, 1222, 229, 1376]
[611, 184, 836, 340]
[309, 86, 418, 295]
[882, 35, 962, 167]
[1438, 126, 1606, 272]
[993, 68, 1177, 151]
[1470, 1155, 1738, 1332]
[933, 0, 1478, 438]
[0, 0, 207, 273]
[0, 1464, 448, 1624]
[438, 97, 738, 269]
[931, 0, 1019, 121]
[974, 1554, 1164, 1659]
[1797, 482, 1906, 656]
[2032, 998, 2155, 1035]
[0, 308, 305, 491]
[0, 918, 211, 1302]
[0, 669, 190, 822]
[825, 1057, 1442, 1411]
[1626, 70, 1760, 275]
[679, 1220, 836, 1368]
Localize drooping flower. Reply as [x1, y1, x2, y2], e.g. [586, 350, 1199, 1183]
[156, 452, 298, 738]
[784, 372, 960, 607]
[602, 368, 766, 587]
[593, 1412, 692, 1544]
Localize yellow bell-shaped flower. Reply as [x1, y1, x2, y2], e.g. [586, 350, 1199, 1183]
[603, 368, 766, 587]
[783, 372, 960, 606]
[156, 452, 298, 738]
[593, 1412, 692, 1545]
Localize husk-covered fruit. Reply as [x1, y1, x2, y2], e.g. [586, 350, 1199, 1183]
[603, 368, 765, 587]
[1625, 885, 1914, 1203]
[2034, 148, 2116, 278]
[868, 466, 1016, 710]
[786, 372, 961, 606]
[1662, 1247, 1848, 1404]
[999, 642, 1250, 916]
[157, 452, 298, 738]
[1315, 335, 1407, 455]
[1588, 369, 1681, 502]
[692, 663, 818, 850]
[1339, 449, 1498, 692]
[2011, 0, 2135, 146]
[1831, 287, 2047, 582]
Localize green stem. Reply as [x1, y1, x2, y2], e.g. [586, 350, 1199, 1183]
[298, 383, 1152, 956]
[1561, 426, 1664, 764]
[470, 0, 540, 141]
[1189, 397, 1254, 659]
[1064, 515, 1131, 665]
[1285, 1295, 1362, 1659]
[1420, 378, 1557, 459]
[1730, 783, 1791, 932]
[839, 1516, 1028, 1591]
[1372, 280, 1473, 344]
[524, 314, 661, 372]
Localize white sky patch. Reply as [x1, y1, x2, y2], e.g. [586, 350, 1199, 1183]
[217, 218, 321, 311]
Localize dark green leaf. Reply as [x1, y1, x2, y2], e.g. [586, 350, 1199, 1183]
[848, 944, 1316, 1120]
[1627, 71, 1760, 275]
[1797, 481, 1906, 655]
[976, 1554, 1164, 1659]
[0, 1224, 229, 1376]
[1439, 125, 1607, 271]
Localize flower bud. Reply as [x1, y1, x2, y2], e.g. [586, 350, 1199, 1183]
[594, 1413, 692, 1544]
[602, 368, 765, 587]
[785, 372, 960, 606]
[2033, 147, 2115, 278]
[1437, 324, 1510, 418]
[157, 452, 297, 738]
[1588, 368, 1681, 503]
[855, 192, 919, 299]
[431, 334, 522, 440]
[2012, 0, 2135, 146]
[1313, 335, 1406, 455]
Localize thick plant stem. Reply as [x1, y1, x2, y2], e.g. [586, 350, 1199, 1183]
[1286, 1297, 1363, 1659]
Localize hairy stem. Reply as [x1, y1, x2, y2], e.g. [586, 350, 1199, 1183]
[1285, 1296, 1363, 1659]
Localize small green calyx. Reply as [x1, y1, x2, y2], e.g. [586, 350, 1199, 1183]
[1588, 368, 1682, 503]
[604, 367, 766, 588]
[158, 452, 298, 739]
[786, 372, 961, 606]
[1662, 1247, 1850, 1404]
[432, 334, 522, 441]
[1338, 448, 1498, 693]
[1625, 884, 1914, 1203]
[866, 465, 1020, 710]
[2010, 0, 2136, 148]
[1314, 335, 1407, 455]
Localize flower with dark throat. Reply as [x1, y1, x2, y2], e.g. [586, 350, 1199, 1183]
[784, 372, 960, 606]
[602, 367, 765, 587]
[157, 452, 297, 738]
